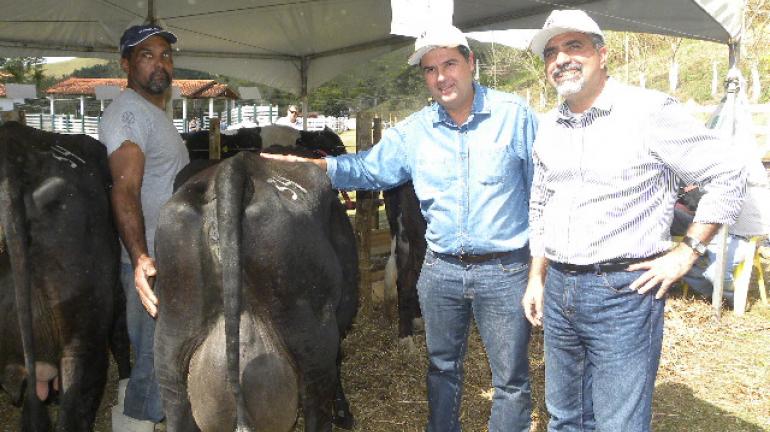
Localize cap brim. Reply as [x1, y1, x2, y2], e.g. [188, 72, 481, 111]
[529, 27, 571, 60]
[407, 43, 466, 66]
[407, 46, 434, 66]
[122, 30, 178, 54]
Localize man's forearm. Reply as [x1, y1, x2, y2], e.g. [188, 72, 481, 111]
[529, 256, 549, 283]
[111, 186, 149, 265]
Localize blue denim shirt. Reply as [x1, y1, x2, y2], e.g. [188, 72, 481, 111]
[327, 83, 537, 255]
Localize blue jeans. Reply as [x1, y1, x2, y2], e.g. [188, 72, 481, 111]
[543, 266, 665, 432]
[120, 263, 164, 422]
[417, 249, 532, 432]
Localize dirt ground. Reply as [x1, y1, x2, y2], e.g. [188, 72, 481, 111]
[1, 287, 768, 431]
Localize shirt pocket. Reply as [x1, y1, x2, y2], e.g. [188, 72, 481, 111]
[475, 144, 514, 185]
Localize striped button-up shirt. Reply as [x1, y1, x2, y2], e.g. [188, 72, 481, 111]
[529, 78, 746, 265]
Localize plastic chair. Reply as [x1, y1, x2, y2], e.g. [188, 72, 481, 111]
[732, 236, 768, 314]
[677, 235, 768, 315]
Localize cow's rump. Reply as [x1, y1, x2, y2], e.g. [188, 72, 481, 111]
[155, 152, 358, 431]
[0, 123, 119, 431]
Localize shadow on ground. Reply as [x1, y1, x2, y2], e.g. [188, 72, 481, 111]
[653, 382, 768, 432]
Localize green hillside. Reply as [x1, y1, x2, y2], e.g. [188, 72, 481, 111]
[43, 57, 110, 78]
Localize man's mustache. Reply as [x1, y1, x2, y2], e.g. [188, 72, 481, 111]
[553, 63, 582, 79]
[150, 69, 171, 83]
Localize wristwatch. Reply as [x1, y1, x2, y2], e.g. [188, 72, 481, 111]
[682, 235, 707, 256]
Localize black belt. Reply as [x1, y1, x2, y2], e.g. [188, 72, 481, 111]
[550, 254, 662, 275]
[434, 250, 523, 264]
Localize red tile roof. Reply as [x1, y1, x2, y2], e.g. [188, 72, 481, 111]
[45, 77, 239, 99]
[0, 84, 5, 97]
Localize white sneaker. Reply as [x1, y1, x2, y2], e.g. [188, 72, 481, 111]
[117, 379, 128, 407]
[111, 406, 155, 432]
[111, 379, 155, 432]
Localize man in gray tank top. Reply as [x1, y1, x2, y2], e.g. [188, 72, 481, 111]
[98, 24, 189, 432]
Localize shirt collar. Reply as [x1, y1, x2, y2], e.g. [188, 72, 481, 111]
[556, 77, 616, 127]
[433, 81, 489, 127]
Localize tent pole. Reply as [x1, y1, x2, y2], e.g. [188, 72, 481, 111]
[301, 57, 309, 131]
[728, 42, 739, 68]
[146, 0, 156, 25]
[713, 43, 740, 320]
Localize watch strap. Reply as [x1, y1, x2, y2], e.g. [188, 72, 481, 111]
[682, 235, 707, 256]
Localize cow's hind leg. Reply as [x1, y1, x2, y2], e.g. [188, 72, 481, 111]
[288, 320, 338, 432]
[155, 326, 200, 432]
[55, 351, 108, 431]
[21, 388, 51, 432]
[331, 346, 354, 430]
[110, 282, 132, 380]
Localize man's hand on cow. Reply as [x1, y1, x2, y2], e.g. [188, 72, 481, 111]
[134, 254, 159, 317]
[522, 278, 545, 327]
[627, 244, 699, 299]
[260, 152, 327, 170]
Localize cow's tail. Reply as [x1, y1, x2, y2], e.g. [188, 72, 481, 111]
[215, 154, 249, 430]
[0, 135, 43, 428]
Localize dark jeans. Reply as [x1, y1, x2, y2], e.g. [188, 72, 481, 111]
[544, 266, 665, 432]
[417, 249, 532, 432]
[120, 263, 164, 422]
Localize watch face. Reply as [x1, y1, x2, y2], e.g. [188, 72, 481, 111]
[685, 236, 706, 255]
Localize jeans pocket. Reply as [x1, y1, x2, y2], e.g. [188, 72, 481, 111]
[498, 258, 528, 274]
[599, 270, 640, 293]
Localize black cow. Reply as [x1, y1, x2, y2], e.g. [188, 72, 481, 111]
[383, 182, 425, 340]
[183, 125, 346, 160]
[0, 123, 121, 431]
[155, 143, 357, 430]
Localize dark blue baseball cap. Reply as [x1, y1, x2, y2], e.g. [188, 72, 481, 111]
[120, 24, 177, 56]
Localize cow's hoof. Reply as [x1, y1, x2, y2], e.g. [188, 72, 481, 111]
[332, 396, 355, 430]
[332, 411, 355, 430]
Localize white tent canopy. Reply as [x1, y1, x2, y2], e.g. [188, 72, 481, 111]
[0, 0, 744, 97]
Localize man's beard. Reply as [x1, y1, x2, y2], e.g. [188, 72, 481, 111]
[145, 70, 171, 95]
[553, 62, 584, 97]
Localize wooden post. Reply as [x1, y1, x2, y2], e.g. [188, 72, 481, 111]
[355, 113, 375, 308]
[209, 117, 221, 160]
[372, 117, 383, 230]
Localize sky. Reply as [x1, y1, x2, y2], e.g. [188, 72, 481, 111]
[44, 57, 75, 64]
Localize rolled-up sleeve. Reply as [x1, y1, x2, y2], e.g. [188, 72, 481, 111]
[326, 127, 411, 191]
[650, 99, 747, 225]
[528, 144, 549, 258]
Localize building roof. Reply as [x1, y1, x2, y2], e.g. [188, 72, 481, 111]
[0, 84, 5, 97]
[45, 77, 239, 99]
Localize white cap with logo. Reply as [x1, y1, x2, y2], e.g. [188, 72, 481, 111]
[407, 25, 469, 66]
[529, 9, 604, 60]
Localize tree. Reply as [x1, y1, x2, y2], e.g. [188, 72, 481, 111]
[0, 57, 45, 87]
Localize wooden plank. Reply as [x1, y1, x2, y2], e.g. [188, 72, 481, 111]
[354, 112, 375, 307]
[208, 117, 221, 160]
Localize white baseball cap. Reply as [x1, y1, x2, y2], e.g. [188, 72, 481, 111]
[407, 25, 469, 66]
[529, 9, 604, 60]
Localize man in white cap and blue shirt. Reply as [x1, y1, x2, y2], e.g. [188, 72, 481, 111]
[264, 24, 538, 431]
[99, 23, 189, 431]
[522, 9, 746, 431]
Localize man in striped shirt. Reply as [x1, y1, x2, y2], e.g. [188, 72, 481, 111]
[522, 9, 746, 432]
